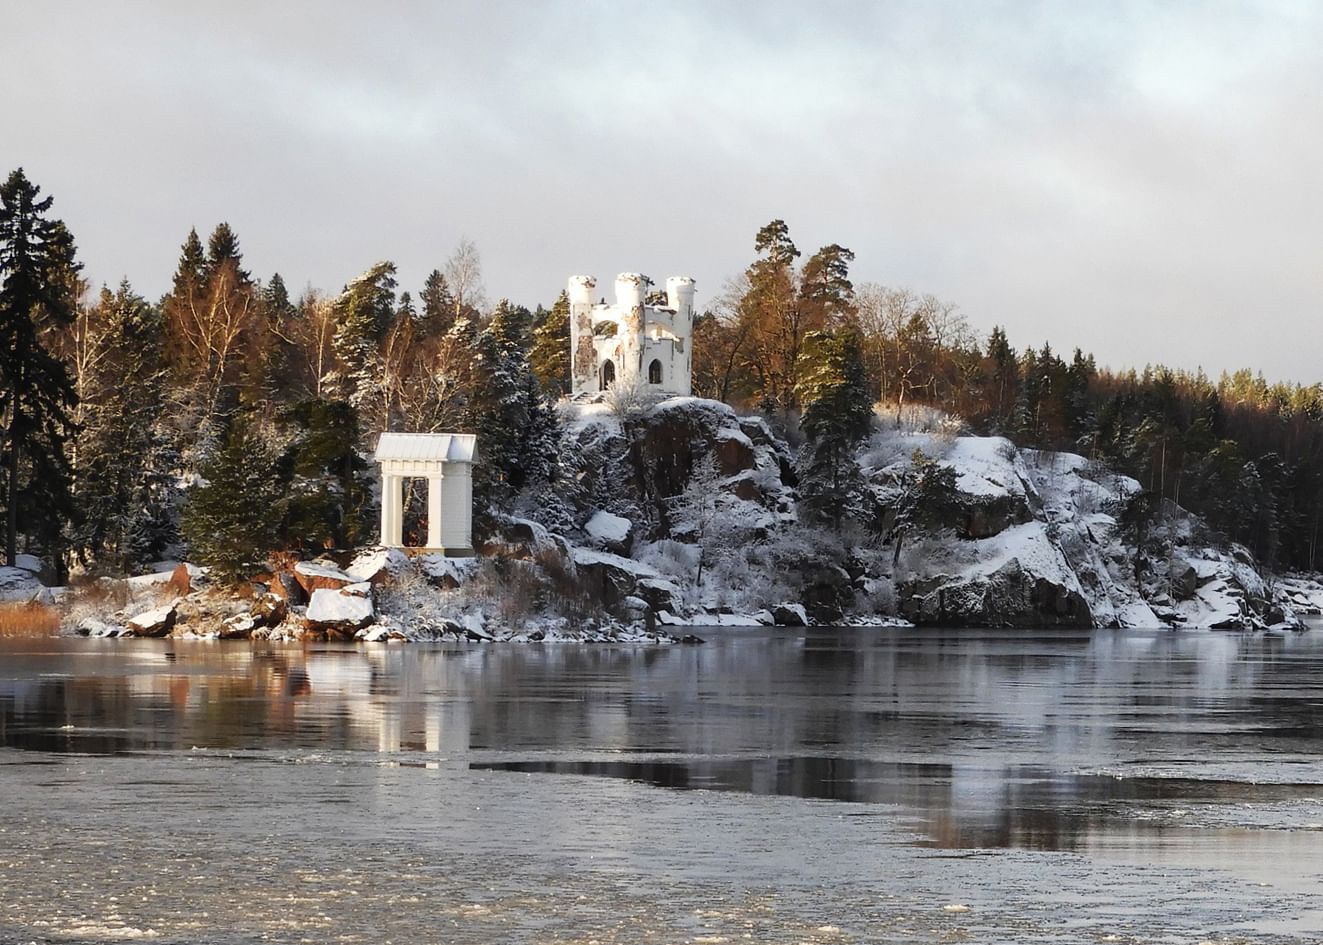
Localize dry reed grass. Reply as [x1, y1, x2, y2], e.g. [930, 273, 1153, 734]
[0, 600, 60, 637]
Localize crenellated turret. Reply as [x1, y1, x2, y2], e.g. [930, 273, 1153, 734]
[566, 269, 694, 398]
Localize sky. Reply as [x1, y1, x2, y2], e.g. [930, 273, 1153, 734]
[3, 1, 1322, 383]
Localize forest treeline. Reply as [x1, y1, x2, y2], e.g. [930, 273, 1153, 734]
[2, 167, 1321, 582]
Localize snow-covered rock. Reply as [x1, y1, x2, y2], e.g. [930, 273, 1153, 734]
[570, 547, 669, 609]
[304, 586, 374, 637]
[478, 516, 562, 560]
[415, 553, 480, 589]
[127, 602, 178, 637]
[773, 602, 808, 626]
[293, 560, 357, 594]
[584, 510, 634, 554]
[346, 547, 411, 584]
[0, 566, 43, 602]
[900, 522, 1092, 627]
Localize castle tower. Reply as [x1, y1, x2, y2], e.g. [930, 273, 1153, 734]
[567, 271, 695, 398]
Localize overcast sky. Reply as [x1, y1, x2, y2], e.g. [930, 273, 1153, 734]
[4, 1, 1321, 382]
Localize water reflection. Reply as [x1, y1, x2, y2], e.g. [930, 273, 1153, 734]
[2, 629, 1322, 857]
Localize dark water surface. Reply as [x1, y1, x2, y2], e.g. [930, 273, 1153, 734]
[2, 628, 1321, 943]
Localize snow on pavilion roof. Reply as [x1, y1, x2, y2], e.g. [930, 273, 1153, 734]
[373, 433, 477, 464]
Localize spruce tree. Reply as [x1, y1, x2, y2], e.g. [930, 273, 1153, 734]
[794, 326, 873, 529]
[72, 281, 176, 572]
[180, 415, 281, 583]
[466, 301, 559, 517]
[0, 169, 81, 566]
[277, 399, 372, 551]
[329, 261, 397, 430]
[204, 222, 247, 282]
[419, 269, 455, 335]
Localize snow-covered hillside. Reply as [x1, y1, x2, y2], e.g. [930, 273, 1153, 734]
[54, 398, 1323, 640]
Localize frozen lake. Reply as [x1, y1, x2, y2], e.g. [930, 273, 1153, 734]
[2, 628, 1322, 943]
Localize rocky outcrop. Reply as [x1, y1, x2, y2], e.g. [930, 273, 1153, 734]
[901, 555, 1092, 628]
[570, 547, 680, 615]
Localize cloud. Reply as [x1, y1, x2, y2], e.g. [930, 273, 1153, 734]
[2, 1, 1321, 380]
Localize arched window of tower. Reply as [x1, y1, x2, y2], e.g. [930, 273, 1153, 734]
[648, 359, 663, 385]
[600, 360, 616, 391]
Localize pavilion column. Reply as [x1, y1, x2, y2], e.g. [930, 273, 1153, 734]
[381, 474, 404, 547]
[426, 471, 444, 549]
[391, 476, 404, 546]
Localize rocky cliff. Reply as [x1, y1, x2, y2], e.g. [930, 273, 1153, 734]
[64, 397, 1323, 639]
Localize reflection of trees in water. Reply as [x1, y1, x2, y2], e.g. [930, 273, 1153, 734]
[4, 632, 1322, 850]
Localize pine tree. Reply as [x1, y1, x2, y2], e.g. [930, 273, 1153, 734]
[161, 223, 258, 462]
[529, 291, 570, 396]
[180, 415, 282, 583]
[0, 169, 81, 566]
[984, 326, 1017, 431]
[738, 220, 802, 414]
[794, 326, 873, 529]
[668, 451, 727, 586]
[800, 243, 856, 327]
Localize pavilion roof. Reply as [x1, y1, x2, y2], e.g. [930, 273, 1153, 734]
[373, 433, 477, 464]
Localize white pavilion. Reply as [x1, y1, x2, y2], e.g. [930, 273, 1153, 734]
[373, 433, 477, 555]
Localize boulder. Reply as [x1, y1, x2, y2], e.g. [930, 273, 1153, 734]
[635, 576, 683, 614]
[304, 586, 374, 638]
[1169, 556, 1198, 600]
[268, 571, 305, 604]
[0, 566, 43, 603]
[584, 510, 634, 555]
[569, 547, 679, 618]
[219, 613, 259, 639]
[127, 602, 177, 637]
[293, 560, 357, 595]
[346, 547, 411, 585]
[799, 563, 853, 624]
[712, 432, 756, 477]
[250, 592, 288, 628]
[772, 603, 808, 627]
[478, 517, 557, 561]
[166, 563, 192, 596]
[417, 554, 480, 589]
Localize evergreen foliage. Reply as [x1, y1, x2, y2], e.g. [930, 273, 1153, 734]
[419, 268, 455, 335]
[276, 399, 372, 551]
[330, 261, 397, 428]
[794, 326, 873, 528]
[466, 301, 560, 517]
[529, 291, 571, 396]
[179, 415, 281, 583]
[0, 169, 81, 567]
[71, 281, 177, 571]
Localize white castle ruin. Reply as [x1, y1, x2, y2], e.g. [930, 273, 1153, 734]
[569, 272, 695, 397]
